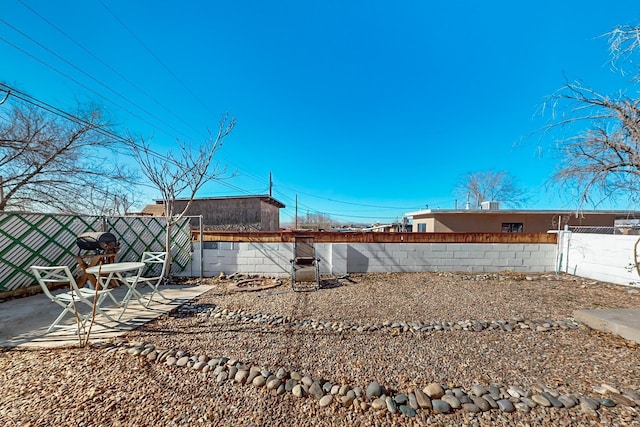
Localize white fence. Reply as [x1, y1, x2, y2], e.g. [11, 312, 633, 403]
[177, 241, 558, 277]
[557, 231, 640, 287]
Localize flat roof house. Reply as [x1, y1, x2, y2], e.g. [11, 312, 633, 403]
[406, 203, 640, 233]
[142, 195, 285, 231]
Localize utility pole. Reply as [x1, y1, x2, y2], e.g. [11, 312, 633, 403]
[295, 194, 298, 230]
[269, 172, 273, 197]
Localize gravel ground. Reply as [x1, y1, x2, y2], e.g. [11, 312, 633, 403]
[1, 271, 640, 426]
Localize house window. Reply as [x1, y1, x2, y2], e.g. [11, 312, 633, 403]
[417, 223, 427, 232]
[501, 222, 523, 233]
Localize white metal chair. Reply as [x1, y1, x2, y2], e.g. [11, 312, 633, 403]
[126, 252, 168, 307]
[31, 265, 117, 333]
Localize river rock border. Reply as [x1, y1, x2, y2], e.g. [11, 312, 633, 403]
[176, 303, 582, 335]
[101, 340, 640, 421]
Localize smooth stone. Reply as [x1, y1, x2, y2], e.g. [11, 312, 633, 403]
[266, 378, 281, 390]
[386, 396, 398, 414]
[166, 356, 177, 366]
[611, 393, 637, 407]
[431, 399, 452, 414]
[290, 371, 302, 381]
[252, 375, 266, 387]
[322, 381, 333, 393]
[452, 388, 466, 399]
[459, 395, 472, 405]
[482, 394, 498, 409]
[471, 384, 488, 397]
[215, 372, 227, 384]
[330, 385, 340, 395]
[192, 361, 206, 371]
[489, 385, 501, 399]
[292, 384, 305, 398]
[581, 397, 601, 410]
[424, 383, 445, 399]
[366, 381, 381, 399]
[521, 397, 537, 408]
[408, 392, 419, 410]
[497, 399, 515, 412]
[415, 389, 432, 409]
[600, 398, 616, 408]
[339, 385, 350, 396]
[301, 376, 314, 387]
[371, 397, 386, 410]
[285, 378, 297, 392]
[441, 394, 461, 409]
[319, 395, 333, 407]
[228, 366, 238, 379]
[462, 403, 480, 413]
[558, 395, 577, 409]
[246, 368, 260, 384]
[531, 394, 551, 407]
[507, 388, 520, 398]
[341, 395, 355, 407]
[394, 393, 408, 405]
[309, 382, 324, 400]
[543, 392, 563, 408]
[399, 405, 416, 417]
[472, 396, 491, 411]
[516, 402, 531, 413]
[234, 369, 249, 384]
[176, 356, 189, 367]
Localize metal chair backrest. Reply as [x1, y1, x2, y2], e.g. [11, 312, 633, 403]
[31, 265, 76, 298]
[293, 236, 316, 265]
[140, 251, 168, 277]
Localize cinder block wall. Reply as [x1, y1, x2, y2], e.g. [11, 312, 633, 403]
[559, 232, 640, 287]
[178, 241, 558, 277]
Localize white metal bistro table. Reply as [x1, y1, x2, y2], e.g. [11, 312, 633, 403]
[86, 262, 146, 320]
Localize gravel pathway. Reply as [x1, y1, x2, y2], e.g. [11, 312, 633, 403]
[1, 272, 640, 426]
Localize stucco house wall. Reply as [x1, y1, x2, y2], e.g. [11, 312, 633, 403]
[409, 210, 630, 233]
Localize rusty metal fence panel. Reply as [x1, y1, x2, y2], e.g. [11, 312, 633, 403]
[0, 212, 191, 291]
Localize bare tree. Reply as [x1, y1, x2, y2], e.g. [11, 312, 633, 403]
[455, 170, 530, 209]
[541, 24, 640, 207]
[0, 95, 135, 213]
[297, 212, 333, 231]
[129, 114, 235, 278]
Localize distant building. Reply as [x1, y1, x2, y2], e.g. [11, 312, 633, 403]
[406, 203, 640, 233]
[141, 195, 285, 231]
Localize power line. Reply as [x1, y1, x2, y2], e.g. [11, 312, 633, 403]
[96, 0, 212, 113]
[0, 19, 194, 141]
[0, 83, 173, 166]
[15, 0, 205, 140]
[0, 34, 189, 143]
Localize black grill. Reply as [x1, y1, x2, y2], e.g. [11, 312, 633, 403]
[76, 232, 119, 255]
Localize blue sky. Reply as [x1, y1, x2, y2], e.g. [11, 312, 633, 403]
[2, 1, 640, 224]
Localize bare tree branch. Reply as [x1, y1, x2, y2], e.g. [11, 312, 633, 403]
[128, 113, 236, 278]
[0, 97, 139, 213]
[455, 170, 530, 209]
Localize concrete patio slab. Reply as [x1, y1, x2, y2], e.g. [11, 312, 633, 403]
[574, 308, 640, 344]
[0, 284, 213, 348]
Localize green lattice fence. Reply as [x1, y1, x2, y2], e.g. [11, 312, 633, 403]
[0, 212, 192, 291]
